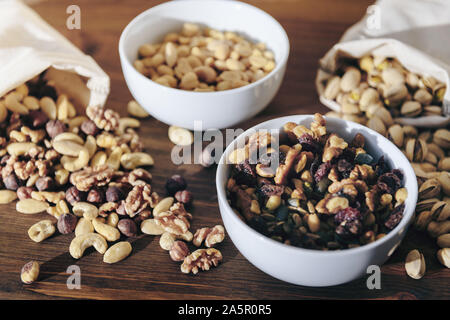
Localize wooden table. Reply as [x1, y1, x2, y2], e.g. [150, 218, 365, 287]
[1, 0, 448, 300]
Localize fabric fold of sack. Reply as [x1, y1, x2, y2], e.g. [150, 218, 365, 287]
[0, 0, 109, 109]
[316, 0, 450, 127]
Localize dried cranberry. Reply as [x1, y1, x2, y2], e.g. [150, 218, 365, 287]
[298, 134, 321, 153]
[385, 203, 405, 230]
[377, 171, 402, 194]
[258, 184, 284, 198]
[334, 207, 362, 225]
[314, 161, 332, 183]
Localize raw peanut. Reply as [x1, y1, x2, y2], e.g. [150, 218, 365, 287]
[21, 261, 40, 284]
[28, 220, 55, 242]
[405, 249, 426, 279]
[91, 151, 108, 166]
[69, 232, 108, 259]
[56, 95, 71, 121]
[75, 217, 94, 236]
[16, 199, 49, 214]
[40, 97, 57, 120]
[141, 218, 165, 235]
[168, 126, 194, 146]
[106, 213, 119, 228]
[103, 241, 132, 264]
[53, 132, 84, 145]
[165, 42, 178, 67]
[120, 152, 154, 169]
[0, 190, 18, 204]
[160, 232, 176, 250]
[153, 197, 175, 217]
[4, 92, 28, 115]
[127, 100, 149, 118]
[92, 217, 120, 242]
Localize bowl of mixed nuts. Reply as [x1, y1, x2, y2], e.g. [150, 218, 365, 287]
[216, 113, 418, 286]
[118, 0, 289, 130]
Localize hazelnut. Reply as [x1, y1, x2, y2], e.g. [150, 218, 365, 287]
[117, 218, 138, 237]
[116, 200, 127, 215]
[21, 261, 40, 284]
[165, 174, 187, 195]
[35, 176, 54, 191]
[45, 120, 67, 138]
[106, 186, 123, 202]
[87, 188, 104, 203]
[28, 110, 48, 129]
[175, 190, 193, 206]
[57, 213, 78, 234]
[65, 186, 84, 205]
[80, 120, 99, 136]
[169, 241, 190, 262]
[4, 174, 20, 190]
[16, 186, 33, 200]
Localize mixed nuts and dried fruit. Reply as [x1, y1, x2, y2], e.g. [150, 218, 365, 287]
[134, 22, 276, 91]
[226, 113, 408, 250]
[322, 55, 447, 127]
[0, 75, 225, 284]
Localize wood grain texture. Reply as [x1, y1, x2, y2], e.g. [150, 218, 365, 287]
[1, 0, 448, 300]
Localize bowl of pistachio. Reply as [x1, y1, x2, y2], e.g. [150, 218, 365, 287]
[216, 113, 418, 286]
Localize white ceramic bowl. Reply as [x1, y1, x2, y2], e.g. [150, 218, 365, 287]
[119, 0, 289, 130]
[216, 115, 418, 287]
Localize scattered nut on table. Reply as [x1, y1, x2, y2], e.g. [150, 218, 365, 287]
[20, 261, 40, 284]
[405, 249, 426, 279]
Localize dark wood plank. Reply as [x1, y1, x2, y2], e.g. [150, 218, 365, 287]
[0, 0, 448, 300]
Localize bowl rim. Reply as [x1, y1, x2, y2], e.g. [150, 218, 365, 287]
[118, 0, 290, 96]
[216, 114, 418, 257]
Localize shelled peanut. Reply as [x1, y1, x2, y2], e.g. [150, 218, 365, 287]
[134, 22, 276, 91]
[322, 55, 446, 126]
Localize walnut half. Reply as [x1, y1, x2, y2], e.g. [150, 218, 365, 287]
[181, 248, 223, 274]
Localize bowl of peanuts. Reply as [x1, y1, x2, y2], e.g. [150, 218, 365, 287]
[216, 113, 418, 286]
[119, 0, 289, 130]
